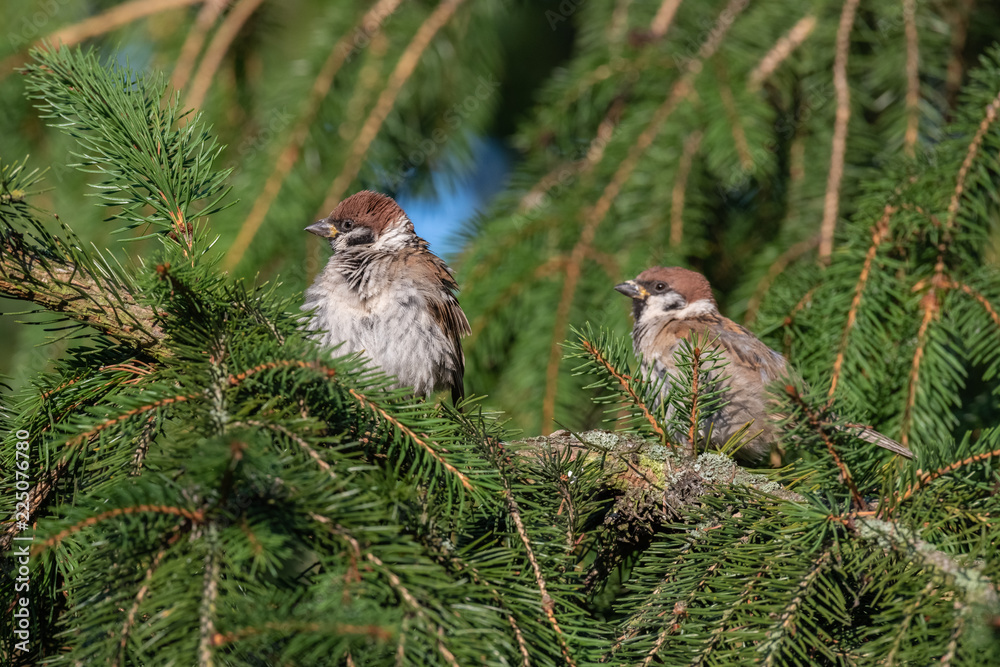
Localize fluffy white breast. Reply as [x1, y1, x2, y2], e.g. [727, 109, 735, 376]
[302, 253, 458, 396]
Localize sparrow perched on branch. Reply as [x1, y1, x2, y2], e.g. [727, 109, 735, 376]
[615, 266, 913, 463]
[302, 191, 469, 403]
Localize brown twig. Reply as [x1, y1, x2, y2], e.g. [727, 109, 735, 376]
[212, 622, 392, 646]
[184, 0, 266, 112]
[503, 486, 578, 667]
[347, 389, 475, 492]
[540, 0, 748, 431]
[670, 130, 703, 246]
[900, 287, 939, 447]
[687, 345, 702, 455]
[317, 0, 469, 217]
[827, 205, 896, 402]
[946, 87, 1000, 231]
[744, 235, 819, 325]
[903, 0, 921, 156]
[649, 0, 683, 39]
[579, 339, 666, 440]
[222, 0, 405, 271]
[170, 0, 229, 93]
[33, 504, 203, 555]
[785, 385, 865, 509]
[748, 15, 818, 90]
[818, 0, 861, 264]
[898, 446, 1000, 503]
[760, 551, 833, 666]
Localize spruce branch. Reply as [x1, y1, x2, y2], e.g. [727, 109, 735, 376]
[0, 233, 165, 353]
[568, 325, 667, 441]
[541, 0, 749, 429]
[22, 45, 232, 238]
[783, 384, 866, 508]
[827, 204, 895, 402]
[32, 504, 203, 556]
[818, 0, 861, 263]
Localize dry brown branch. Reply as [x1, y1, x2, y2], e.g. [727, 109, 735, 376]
[903, 0, 920, 155]
[818, 0, 861, 263]
[748, 14, 818, 90]
[744, 235, 819, 326]
[347, 388, 475, 492]
[503, 486, 578, 667]
[33, 504, 203, 555]
[946, 87, 1000, 230]
[900, 287, 939, 446]
[541, 0, 749, 431]
[899, 446, 1000, 502]
[114, 545, 174, 667]
[170, 0, 228, 93]
[670, 130, 703, 246]
[649, 0, 683, 39]
[0, 246, 166, 355]
[827, 205, 896, 401]
[184, 0, 266, 112]
[317, 0, 469, 217]
[945, 0, 975, 112]
[0, 0, 205, 80]
[785, 385, 865, 509]
[212, 622, 392, 646]
[579, 339, 667, 440]
[222, 0, 405, 271]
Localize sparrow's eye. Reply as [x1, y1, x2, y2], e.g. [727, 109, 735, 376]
[342, 220, 354, 231]
[654, 282, 666, 292]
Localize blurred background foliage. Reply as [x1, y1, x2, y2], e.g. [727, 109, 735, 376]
[3, 0, 1000, 439]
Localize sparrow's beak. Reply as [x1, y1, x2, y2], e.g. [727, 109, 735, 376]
[614, 280, 647, 299]
[305, 219, 336, 238]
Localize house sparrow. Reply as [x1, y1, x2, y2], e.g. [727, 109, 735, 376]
[302, 191, 469, 403]
[615, 266, 913, 463]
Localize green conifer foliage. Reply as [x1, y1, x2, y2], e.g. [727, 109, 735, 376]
[2, 2, 1000, 665]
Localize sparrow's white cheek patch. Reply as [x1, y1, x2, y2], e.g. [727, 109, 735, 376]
[671, 299, 716, 320]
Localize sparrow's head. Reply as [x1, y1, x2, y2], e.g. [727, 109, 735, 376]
[615, 266, 718, 324]
[305, 190, 413, 251]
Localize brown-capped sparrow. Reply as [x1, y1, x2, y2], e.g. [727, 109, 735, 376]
[615, 266, 913, 463]
[302, 191, 469, 403]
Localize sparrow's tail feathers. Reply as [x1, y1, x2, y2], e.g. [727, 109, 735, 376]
[843, 424, 914, 459]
